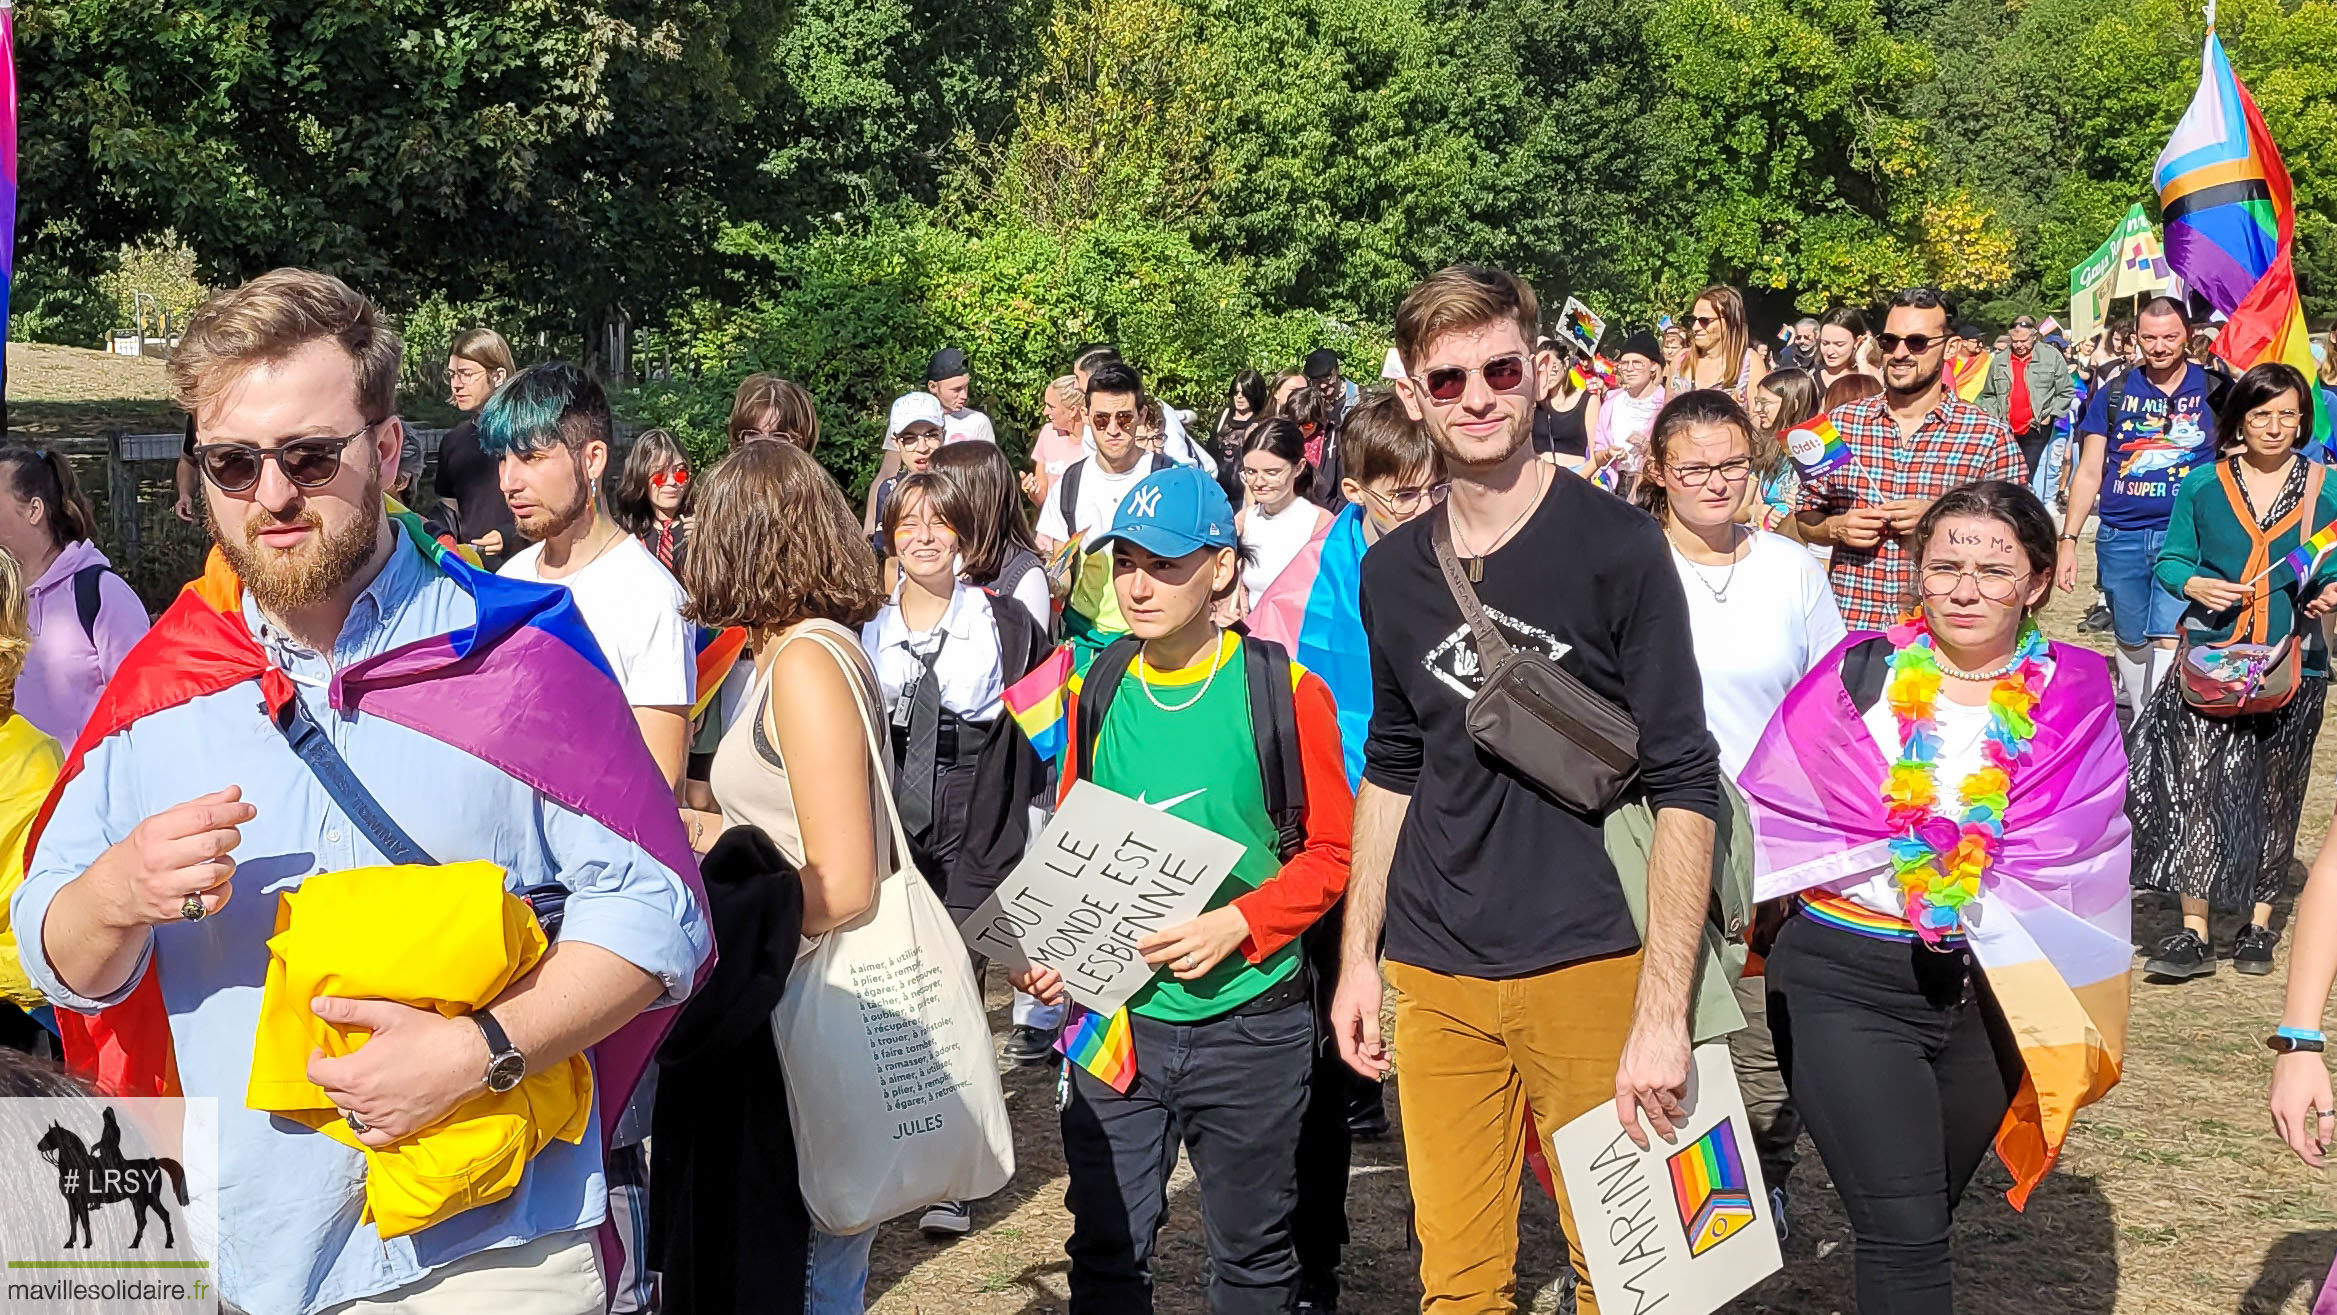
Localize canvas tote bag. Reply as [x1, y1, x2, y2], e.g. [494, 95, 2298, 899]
[768, 627, 1014, 1235]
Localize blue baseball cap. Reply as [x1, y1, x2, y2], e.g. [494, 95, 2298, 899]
[1088, 466, 1239, 558]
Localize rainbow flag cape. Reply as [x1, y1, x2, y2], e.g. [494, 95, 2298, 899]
[1782, 416, 1855, 478]
[1738, 634, 2130, 1209]
[1245, 503, 1370, 788]
[1058, 1004, 1136, 1093]
[2156, 28, 2328, 444]
[1951, 353, 1992, 402]
[28, 508, 709, 1232]
[691, 625, 748, 721]
[1002, 644, 1074, 762]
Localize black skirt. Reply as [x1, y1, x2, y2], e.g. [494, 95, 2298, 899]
[2128, 673, 2327, 909]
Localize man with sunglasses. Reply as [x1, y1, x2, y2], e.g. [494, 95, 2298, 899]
[1329, 265, 1720, 1315]
[1037, 360, 1176, 664]
[1796, 287, 2026, 631]
[489, 363, 695, 791]
[12, 269, 709, 1315]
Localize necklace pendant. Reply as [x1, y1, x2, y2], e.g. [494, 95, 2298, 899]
[1467, 556, 1483, 584]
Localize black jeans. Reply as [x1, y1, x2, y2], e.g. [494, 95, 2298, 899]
[1060, 997, 1314, 1314]
[1293, 916, 1357, 1304]
[1767, 915, 2025, 1315]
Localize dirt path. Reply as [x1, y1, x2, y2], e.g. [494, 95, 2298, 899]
[866, 543, 2337, 1315]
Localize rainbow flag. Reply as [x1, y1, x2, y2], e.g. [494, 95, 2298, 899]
[691, 625, 748, 721]
[1, 0, 17, 354]
[2279, 524, 2337, 585]
[1002, 643, 1074, 762]
[1059, 1005, 1136, 1093]
[2156, 28, 2327, 443]
[1782, 416, 1854, 478]
[1668, 1117, 1758, 1257]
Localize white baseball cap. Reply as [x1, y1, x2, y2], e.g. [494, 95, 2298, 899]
[888, 390, 947, 437]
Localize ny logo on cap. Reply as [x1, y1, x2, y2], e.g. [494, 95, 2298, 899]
[1129, 487, 1165, 518]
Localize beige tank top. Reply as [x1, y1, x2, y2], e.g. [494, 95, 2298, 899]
[708, 619, 895, 870]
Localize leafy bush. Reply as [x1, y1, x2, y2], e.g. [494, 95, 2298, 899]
[630, 215, 1380, 493]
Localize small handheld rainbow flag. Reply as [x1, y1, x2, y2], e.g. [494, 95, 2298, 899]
[1059, 1005, 1136, 1093]
[2270, 524, 2337, 586]
[1003, 644, 1075, 762]
[691, 626, 749, 721]
[1782, 416, 1855, 478]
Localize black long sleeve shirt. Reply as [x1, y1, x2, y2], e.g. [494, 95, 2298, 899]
[1360, 472, 1722, 978]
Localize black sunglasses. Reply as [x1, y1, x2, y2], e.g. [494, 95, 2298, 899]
[194, 424, 372, 493]
[1421, 354, 1530, 404]
[1875, 333, 1942, 355]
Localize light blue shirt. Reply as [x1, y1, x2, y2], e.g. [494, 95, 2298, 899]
[13, 535, 710, 1315]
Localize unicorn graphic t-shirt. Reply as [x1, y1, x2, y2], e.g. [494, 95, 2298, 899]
[2082, 362, 2219, 531]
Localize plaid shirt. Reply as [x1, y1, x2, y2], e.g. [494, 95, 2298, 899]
[1796, 393, 2025, 630]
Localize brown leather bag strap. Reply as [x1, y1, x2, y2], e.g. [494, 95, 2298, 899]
[1432, 506, 1517, 670]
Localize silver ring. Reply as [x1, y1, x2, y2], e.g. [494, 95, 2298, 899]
[180, 896, 207, 923]
[1180, 955, 1197, 969]
[345, 1112, 369, 1134]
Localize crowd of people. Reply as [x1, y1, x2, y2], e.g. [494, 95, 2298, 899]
[0, 259, 2335, 1315]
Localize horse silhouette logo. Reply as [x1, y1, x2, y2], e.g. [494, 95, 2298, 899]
[33, 1107, 189, 1249]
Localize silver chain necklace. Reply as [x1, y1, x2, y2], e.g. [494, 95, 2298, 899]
[1671, 526, 1746, 604]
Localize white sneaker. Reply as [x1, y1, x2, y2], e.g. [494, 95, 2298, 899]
[919, 1199, 971, 1238]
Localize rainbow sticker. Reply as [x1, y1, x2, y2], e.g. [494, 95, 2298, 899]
[1783, 416, 1855, 478]
[1668, 1116, 1757, 1258]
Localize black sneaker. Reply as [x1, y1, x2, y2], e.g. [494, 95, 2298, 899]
[2077, 602, 2113, 634]
[2144, 928, 2216, 980]
[1347, 1093, 1392, 1141]
[919, 1198, 971, 1238]
[2234, 923, 2279, 976]
[999, 1023, 1058, 1067]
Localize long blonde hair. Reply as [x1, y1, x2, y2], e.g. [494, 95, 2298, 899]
[0, 553, 33, 720]
[1681, 285, 1751, 392]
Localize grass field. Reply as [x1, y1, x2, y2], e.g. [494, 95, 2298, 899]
[13, 344, 2334, 1312]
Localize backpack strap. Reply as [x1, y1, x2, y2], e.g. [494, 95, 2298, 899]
[1073, 636, 1144, 787]
[1058, 461, 1085, 538]
[1243, 636, 1307, 863]
[73, 565, 107, 644]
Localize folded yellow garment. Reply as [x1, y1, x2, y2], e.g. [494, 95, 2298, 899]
[0, 713, 64, 1013]
[247, 862, 594, 1239]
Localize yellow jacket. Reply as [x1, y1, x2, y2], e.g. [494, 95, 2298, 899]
[0, 713, 65, 1013]
[246, 862, 594, 1238]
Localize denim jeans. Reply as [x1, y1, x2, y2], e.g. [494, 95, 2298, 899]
[2094, 521, 2187, 647]
[2028, 430, 2070, 508]
[1060, 998, 1314, 1314]
[805, 1227, 876, 1315]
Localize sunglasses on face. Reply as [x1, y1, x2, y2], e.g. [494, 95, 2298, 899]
[1689, 314, 1721, 329]
[194, 424, 372, 493]
[1876, 333, 1942, 356]
[1092, 410, 1139, 432]
[1420, 354, 1530, 404]
[650, 467, 691, 489]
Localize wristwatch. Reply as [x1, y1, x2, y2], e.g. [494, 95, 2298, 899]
[473, 1009, 527, 1092]
[2267, 1026, 2327, 1054]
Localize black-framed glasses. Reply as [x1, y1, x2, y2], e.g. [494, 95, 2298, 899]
[193, 424, 373, 493]
[1420, 354, 1530, 404]
[1667, 457, 1754, 488]
[1919, 563, 2030, 602]
[1876, 333, 1942, 356]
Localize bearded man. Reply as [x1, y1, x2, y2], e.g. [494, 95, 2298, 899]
[12, 268, 710, 1315]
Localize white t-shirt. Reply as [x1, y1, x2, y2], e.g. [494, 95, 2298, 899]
[1241, 499, 1328, 604]
[1839, 694, 1989, 919]
[1036, 456, 1155, 545]
[501, 534, 694, 708]
[944, 407, 995, 447]
[1671, 529, 1847, 779]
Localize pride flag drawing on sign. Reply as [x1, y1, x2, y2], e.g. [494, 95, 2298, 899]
[1668, 1117, 1758, 1258]
[1782, 417, 1854, 478]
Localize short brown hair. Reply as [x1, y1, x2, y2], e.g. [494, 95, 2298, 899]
[727, 373, 822, 451]
[1394, 265, 1540, 373]
[683, 441, 883, 631]
[1338, 391, 1439, 488]
[878, 471, 948, 555]
[168, 268, 400, 424]
[449, 326, 516, 377]
[929, 441, 1038, 585]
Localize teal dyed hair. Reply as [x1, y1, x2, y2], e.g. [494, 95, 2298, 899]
[476, 361, 612, 458]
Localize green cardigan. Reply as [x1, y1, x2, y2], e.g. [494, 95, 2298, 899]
[2156, 457, 2337, 673]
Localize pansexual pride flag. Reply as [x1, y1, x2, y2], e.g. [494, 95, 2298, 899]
[1740, 634, 2131, 1209]
[1003, 643, 1074, 762]
[2155, 28, 2321, 429]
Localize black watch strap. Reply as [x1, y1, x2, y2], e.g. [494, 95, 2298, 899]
[2268, 1033, 2327, 1054]
[474, 1008, 516, 1057]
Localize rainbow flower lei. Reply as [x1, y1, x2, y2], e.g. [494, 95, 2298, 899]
[1881, 615, 2050, 943]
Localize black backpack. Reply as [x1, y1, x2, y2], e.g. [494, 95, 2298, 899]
[1073, 634, 1307, 862]
[2093, 362, 2233, 438]
[1055, 453, 1176, 540]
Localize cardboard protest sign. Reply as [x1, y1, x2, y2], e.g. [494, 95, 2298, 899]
[957, 781, 1245, 1016]
[1559, 297, 1607, 357]
[1548, 1045, 1782, 1315]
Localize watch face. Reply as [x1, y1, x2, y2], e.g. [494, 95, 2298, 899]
[487, 1053, 526, 1093]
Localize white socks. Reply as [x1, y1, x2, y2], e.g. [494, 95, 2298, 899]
[2115, 644, 2152, 716]
[2148, 644, 2175, 695]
